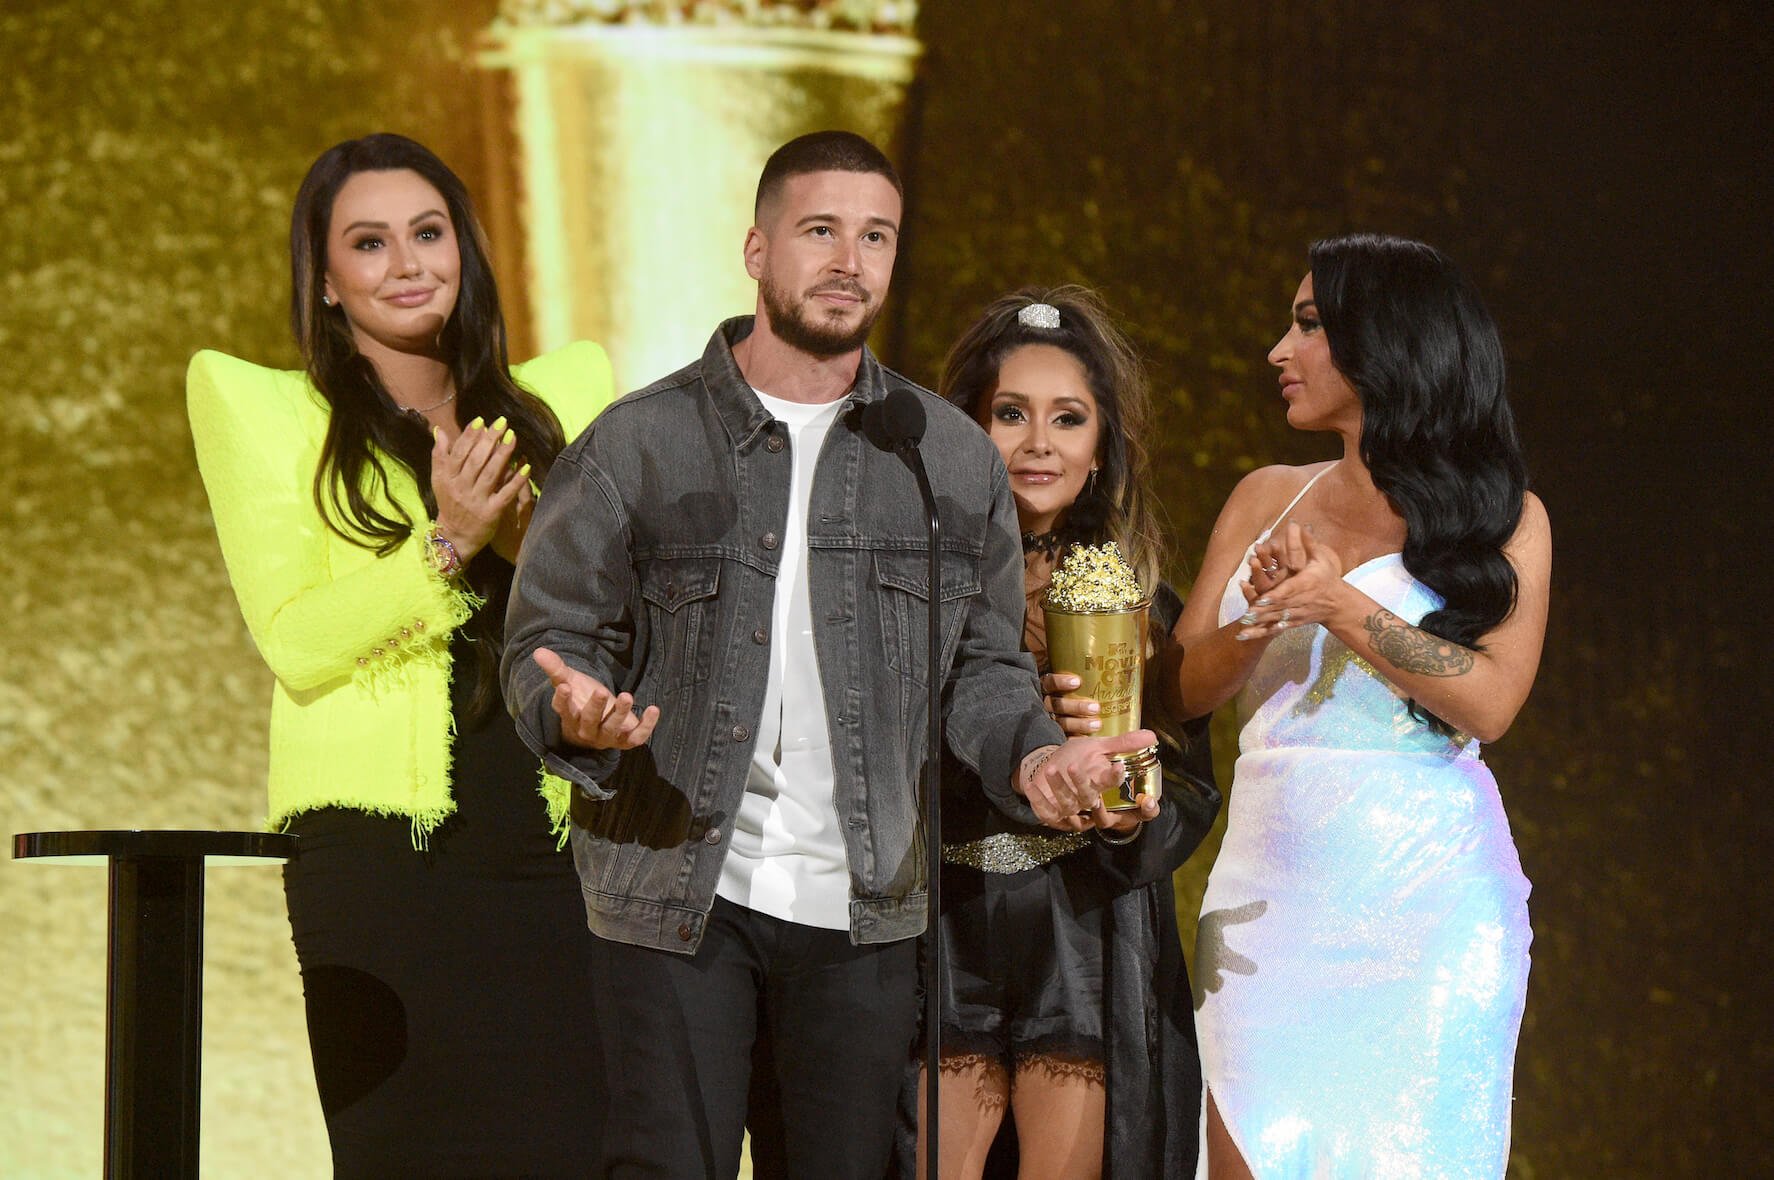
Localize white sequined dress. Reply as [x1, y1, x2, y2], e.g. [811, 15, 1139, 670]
[1194, 504, 1532, 1178]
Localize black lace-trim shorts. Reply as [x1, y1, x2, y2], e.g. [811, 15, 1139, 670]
[934, 853, 1108, 1073]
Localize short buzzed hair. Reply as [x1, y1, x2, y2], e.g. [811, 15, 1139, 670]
[754, 130, 903, 220]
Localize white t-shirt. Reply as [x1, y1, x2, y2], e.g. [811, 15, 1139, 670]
[714, 390, 850, 929]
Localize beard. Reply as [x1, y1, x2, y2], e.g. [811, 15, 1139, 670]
[759, 273, 883, 357]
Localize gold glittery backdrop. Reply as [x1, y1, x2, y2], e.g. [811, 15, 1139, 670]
[2, 1, 1766, 1176]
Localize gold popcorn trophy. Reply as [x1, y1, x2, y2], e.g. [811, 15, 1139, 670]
[1043, 542, 1161, 810]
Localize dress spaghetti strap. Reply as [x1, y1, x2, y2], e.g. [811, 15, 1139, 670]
[1257, 464, 1336, 542]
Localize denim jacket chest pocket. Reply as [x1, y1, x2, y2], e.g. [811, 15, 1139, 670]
[638, 557, 722, 694]
[873, 549, 982, 687]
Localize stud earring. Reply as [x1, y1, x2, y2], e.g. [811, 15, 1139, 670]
[322, 294, 334, 307]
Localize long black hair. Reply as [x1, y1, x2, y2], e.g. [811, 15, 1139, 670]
[939, 285, 1166, 594]
[1309, 233, 1528, 733]
[290, 133, 566, 718]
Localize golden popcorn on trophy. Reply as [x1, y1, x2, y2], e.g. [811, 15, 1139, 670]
[1042, 542, 1161, 811]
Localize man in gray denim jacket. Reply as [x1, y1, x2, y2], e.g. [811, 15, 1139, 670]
[502, 131, 1150, 1179]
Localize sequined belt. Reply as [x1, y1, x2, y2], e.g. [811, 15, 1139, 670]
[941, 831, 1090, 874]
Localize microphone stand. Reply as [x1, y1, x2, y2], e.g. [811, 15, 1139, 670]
[862, 389, 943, 1176]
[900, 443, 944, 1180]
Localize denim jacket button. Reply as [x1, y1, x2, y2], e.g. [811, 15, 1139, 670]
[731, 724, 750, 743]
[677, 922, 693, 941]
[765, 434, 785, 453]
[760, 531, 779, 550]
[752, 628, 768, 644]
[704, 828, 723, 845]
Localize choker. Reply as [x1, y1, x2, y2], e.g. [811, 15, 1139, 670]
[1021, 529, 1064, 556]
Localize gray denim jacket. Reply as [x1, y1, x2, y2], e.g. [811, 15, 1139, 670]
[503, 318, 1062, 953]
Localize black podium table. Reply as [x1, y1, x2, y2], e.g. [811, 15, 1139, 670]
[13, 829, 298, 1179]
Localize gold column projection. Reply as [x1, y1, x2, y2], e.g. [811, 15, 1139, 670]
[480, 6, 922, 394]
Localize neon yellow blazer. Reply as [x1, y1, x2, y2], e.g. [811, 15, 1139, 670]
[187, 342, 615, 838]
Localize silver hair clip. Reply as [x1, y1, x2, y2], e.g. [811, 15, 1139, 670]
[1017, 302, 1061, 330]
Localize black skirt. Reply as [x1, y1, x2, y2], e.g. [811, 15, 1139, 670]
[282, 612, 601, 1178]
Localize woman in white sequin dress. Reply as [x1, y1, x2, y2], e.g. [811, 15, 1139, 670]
[1169, 234, 1550, 1178]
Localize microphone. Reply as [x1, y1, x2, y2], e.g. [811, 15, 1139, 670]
[860, 387, 926, 454]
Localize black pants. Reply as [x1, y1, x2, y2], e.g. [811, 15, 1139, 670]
[588, 897, 918, 1179]
[284, 807, 602, 1178]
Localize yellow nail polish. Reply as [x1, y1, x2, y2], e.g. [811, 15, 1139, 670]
[467, 416, 485, 430]
[502, 428, 516, 445]
[518, 463, 532, 478]
[490, 416, 508, 432]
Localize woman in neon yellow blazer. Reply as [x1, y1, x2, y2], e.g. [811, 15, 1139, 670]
[188, 134, 614, 1176]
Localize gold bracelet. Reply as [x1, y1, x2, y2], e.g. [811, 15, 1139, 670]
[1094, 824, 1142, 846]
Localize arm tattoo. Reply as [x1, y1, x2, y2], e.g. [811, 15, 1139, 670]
[1361, 609, 1474, 677]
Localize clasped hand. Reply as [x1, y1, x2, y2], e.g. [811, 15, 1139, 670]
[1235, 521, 1346, 641]
[430, 417, 533, 563]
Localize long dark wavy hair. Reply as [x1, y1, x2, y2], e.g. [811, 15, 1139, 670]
[939, 285, 1167, 594]
[1309, 232, 1528, 734]
[290, 133, 566, 719]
